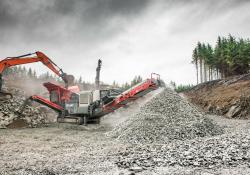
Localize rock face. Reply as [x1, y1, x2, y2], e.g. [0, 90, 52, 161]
[185, 73, 250, 119]
[0, 88, 46, 128]
[226, 105, 241, 118]
[108, 87, 223, 144]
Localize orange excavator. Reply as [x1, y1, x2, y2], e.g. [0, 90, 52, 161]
[0, 51, 74, 98]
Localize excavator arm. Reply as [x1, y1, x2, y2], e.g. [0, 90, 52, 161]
[1, 52, 60, 74]
[0, 51, 72, 90]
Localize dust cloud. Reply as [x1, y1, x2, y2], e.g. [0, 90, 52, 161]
[101, 87, 165, 129]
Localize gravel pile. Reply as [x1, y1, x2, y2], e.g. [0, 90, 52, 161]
[108, 87, 223, 144]
[115, 131, 250, 170]
[0, 88, 46, 128]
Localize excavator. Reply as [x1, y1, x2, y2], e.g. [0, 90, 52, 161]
[0, 51, 74, 99]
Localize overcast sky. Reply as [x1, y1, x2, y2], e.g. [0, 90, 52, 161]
[1, 0, 250, 85]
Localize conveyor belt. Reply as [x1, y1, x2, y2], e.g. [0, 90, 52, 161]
[102, 75, 161, 113]
[30, 95, 64, 112]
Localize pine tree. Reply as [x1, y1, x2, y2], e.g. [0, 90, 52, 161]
[137, 75, 143, 83]
[197, 42, 203, 83]
[28, 68, 33, 77]
[192, 48, 199, 84]
[33, 70, 37, 78]
[112, 81, 119, 88]
[78, 76, 82, 84]
[22, 67, 27, 76]
[122, 82, 130, 90]
[192, 34, 250, 82]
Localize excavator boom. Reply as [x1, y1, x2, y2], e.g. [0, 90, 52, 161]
[0, 51, 64, 79]
[0, 51, 74, 99]
[0, 51, 72, 87]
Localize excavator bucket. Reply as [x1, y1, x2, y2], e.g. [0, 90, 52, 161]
[64, 74, 75, 87]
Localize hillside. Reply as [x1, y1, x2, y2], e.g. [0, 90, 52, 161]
[184, 74, 250, 118]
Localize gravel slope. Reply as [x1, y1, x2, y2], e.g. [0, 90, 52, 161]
[108, 88, 223, 144]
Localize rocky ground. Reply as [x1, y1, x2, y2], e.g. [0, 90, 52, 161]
[0, 88, 47, 129]
[1, 115, 250, 175]
[1, 87, 250, 174]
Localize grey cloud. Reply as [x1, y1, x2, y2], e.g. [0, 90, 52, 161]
[158, 0, 250, 35]
[1, 0, 250, 84]
[0, 0, 18, 28]
[0, 0, 151, 45]
[52, 0, 150, 17]
[1, 0, 248, 42]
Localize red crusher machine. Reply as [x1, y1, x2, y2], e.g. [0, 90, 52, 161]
[27, 73, 164, 125]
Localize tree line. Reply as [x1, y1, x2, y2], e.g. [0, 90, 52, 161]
[192, 34, 250, 84]
[170, 81, 193, 93]
[3, 66, 55, 81]
[76, 75, 142, 91]
[112, 75, 143, 91]
[4, 66, 143, 91]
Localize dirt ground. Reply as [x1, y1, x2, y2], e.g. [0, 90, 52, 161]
[184, 74, 250, 118]
[0, 124, 122, 175]
[1, 114, 250, 175]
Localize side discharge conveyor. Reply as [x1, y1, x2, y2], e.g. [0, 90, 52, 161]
[102, 73, 162, 114]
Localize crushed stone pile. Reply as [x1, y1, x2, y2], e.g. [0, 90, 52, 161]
[108, 87, 223, 144]
[114, 131, 250, 170]
[0, 88, 46, 129]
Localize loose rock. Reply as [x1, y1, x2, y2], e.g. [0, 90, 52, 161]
[0, 88, 46, 128]
[108, 87, 223, 144]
